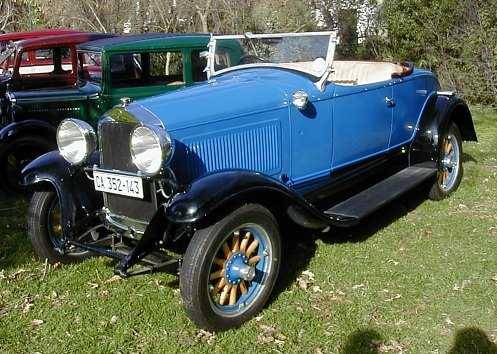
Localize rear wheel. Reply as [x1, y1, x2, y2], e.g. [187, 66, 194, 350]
[180, 204, 281, 331]
[28, 190, 90, 264]
[0, 135, 55, 195]
[429, 122, 463, 200]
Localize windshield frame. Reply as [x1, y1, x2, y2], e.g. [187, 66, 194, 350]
[77, 49, 103, 85]
[0, 45, 16, 76]
[205, 31, 338, 89]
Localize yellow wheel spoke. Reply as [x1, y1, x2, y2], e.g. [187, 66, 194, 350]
[222, 242, 231, 258]
[212, 278, 224, 294]
[240, 281, 248, 295]
[210, 269, 224, 281]
[213, 258, 225, 267]
[248, 255, 261, 265]
[219, 285, 230, 305]
[445, 140, 452, 154]
[246, 239, 259, 257]
[438, 171, 444, 185]
[232, 231, 240, 252]
[240, 232, 251, 252]
[229, 284, 238, 305]
[217, 277, 226, 290]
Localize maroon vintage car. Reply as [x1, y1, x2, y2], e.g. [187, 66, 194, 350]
[0, 29, 80, 52]
[0, 32, 115, 192]
[1, 32, 114, 93]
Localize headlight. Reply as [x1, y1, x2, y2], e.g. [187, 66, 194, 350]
[57, 119, 97, 165]
[130, 125, 172, 175]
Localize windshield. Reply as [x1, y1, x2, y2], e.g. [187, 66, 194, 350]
[78, 51, 102, 84]
[206, 32, 337, 80]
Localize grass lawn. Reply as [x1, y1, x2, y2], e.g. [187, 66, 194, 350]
[1, 107, 496, 353]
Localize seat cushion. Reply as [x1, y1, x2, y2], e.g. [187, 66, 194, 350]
[330, 61, 404, 85]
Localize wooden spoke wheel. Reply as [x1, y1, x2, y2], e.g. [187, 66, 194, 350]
[208, 228, 266, 308]
[180, 204, 281, 331]
[429, 122, 463, 200]
[28, 191, 91, 264]
[438, 132, 460, 192]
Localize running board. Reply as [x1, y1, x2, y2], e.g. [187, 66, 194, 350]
[324, 166, 436, 226]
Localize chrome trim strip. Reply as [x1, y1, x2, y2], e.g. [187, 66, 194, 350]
[437, 91, 455, 96]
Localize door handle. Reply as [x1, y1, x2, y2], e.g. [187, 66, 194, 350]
[385, 97, 396, 107]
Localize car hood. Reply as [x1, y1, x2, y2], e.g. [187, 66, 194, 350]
[134, 68, 318, 132]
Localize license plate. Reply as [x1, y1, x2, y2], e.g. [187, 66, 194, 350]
[93, 171, 144, 199]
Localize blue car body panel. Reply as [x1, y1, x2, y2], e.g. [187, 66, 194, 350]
[134, 67, 439, 195]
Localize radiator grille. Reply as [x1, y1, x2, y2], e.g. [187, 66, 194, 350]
[98, 120, 157, 222]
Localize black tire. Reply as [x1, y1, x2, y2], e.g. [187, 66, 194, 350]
[28, 190, 90, 264]
[429, 122, 464, 200]
[0, 134, 55, 195]
[180, 204, 281, 331]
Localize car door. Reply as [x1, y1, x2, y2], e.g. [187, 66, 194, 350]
[331, 82, 394, 169]
[390, 75, 430, 147]
[289, 84, 334, 190]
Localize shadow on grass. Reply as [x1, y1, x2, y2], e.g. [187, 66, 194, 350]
[340, 328, 383, 354]
[448, 327, 497, 354]
[322, 183, 428, 245]
[271, 183, 430, 306]
[462, 152, 477, 164]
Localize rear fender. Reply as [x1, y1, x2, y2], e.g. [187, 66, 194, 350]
[21, 151, 103, 237]
[165, 170, 330, 230]
[409, 93, 477, 166]
[0, 119, 56, 146]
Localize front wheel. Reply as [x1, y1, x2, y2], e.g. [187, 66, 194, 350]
[429, 122, 464, 200]
[28, 191, 91, 264]
[180, 204, 281, 331]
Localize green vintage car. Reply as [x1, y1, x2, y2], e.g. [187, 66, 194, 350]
[0, 33, 214, 194]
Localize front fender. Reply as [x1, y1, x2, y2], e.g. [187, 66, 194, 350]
[0, 119, 56, 145]
[409, 93, 477, 166]
[165, 170, 330, 229]
[22, 151, 103, 237]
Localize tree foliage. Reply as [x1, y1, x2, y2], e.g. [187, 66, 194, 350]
[380, 0, 497, 104]
[1, 0, 496, 105]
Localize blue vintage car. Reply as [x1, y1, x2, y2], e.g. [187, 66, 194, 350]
[22, 32, 477, 330]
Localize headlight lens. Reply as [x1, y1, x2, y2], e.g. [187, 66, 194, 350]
[130, 126, 172, 175]
[57, 119, 96, 165]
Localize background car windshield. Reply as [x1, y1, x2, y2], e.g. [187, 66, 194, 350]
[78, 51, 103, 84]
[214, 33, 333, 77]
[0, 50, 15, 75]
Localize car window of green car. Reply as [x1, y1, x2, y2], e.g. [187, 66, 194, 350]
[110, 51, 185, 89]
[79, 51, 102, 84]
[191, 49, 207, 82]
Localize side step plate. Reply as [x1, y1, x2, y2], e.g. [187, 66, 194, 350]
[325, 166, 437, 225]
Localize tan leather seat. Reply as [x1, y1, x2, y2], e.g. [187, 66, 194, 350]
[330, 61, 405, 85]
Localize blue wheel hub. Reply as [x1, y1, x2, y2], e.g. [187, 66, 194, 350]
[225, 252, 256, 285]
[208, 225, 271, 315]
